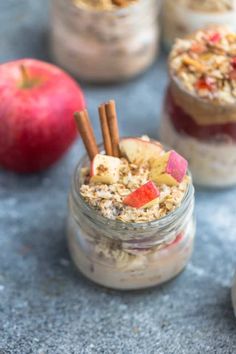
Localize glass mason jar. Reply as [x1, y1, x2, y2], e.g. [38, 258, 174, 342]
[162, 0, 236, 50]
[67, 146, 195, 290]
[160, 78, 236, 188]
[50, 0, 160, 83]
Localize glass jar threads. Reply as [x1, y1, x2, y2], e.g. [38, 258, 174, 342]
[50, 0, 160, 82]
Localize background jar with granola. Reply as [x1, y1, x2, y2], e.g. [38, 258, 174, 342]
[66, 146, 195, 290]
[162, 0, 236, 50]
[160, 26, 236, 187]
[50, 0, 160, 83]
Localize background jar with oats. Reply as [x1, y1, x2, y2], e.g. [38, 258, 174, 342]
[50, 0, 160, 83]
[66, 146, 195, 290]
[162, 0, 236, 50]
[160, 26, 236, 188]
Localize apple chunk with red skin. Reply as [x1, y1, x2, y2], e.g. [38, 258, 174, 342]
[0, 58, 85, 173]
[123, 181, 160, 209]
[119, 138, 163, 164]
[150, 150, 188, 186]
[90, 154, 121, 184]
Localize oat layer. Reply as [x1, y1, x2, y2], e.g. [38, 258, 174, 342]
[169, 26, 236, 104]
[80, 158, 188, 223]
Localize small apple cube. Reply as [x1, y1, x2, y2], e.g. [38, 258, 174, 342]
[90, 154, 120, 184]
[123, 181, 160, 209]
[119, 138, 163, 164]
[150, 150, 188, 186]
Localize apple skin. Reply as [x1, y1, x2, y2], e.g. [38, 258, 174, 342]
[119, 138, 163, 164]
[166, 150, 188, 183]
[90, 154, 121, 184]
[165, 233, 184, 248]
[150, 150, 188, 186]
[0, 58, 85, 173]
[123, 181, 160, 209]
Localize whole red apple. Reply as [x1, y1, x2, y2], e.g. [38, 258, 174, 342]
[0, 58, 85, 173]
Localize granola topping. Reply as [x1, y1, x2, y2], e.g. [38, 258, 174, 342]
[73, 0, 137, 10]
[80, 157, 189, 223]
[169, 26, 236, 104]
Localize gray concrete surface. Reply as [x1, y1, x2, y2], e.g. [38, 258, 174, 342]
[0, 1, 236, 353]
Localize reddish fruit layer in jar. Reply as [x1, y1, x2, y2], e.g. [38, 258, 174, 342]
[165, 232, 184, 249]
[129, 232, 185, 253]
[165, 88, 236, 142]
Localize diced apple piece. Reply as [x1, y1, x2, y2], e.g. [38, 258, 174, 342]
[90, 154, 120, 184]
[123, 181, 160, 209]
[150, 150, 188, 186]
[119, 138, 163, 164]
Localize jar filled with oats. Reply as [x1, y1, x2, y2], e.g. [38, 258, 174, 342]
[160, 26, 236, 187]
[162, 0, 236, 50]
[50, 0, 160, 82]
[67, 141, 195, 290]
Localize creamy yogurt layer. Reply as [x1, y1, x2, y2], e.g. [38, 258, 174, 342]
[67, 214, 195, 290]
[160, 111, 236, 187]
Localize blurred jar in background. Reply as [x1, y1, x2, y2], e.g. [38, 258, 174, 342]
[160, 26, 236, 188]
[50, 0, 160, 83]
[162, 0, 236, 50]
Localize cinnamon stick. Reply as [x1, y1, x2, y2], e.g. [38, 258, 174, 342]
[84, 109, 99, 154]
[74, 110, 98, 160]
[98, 104, 113, 156]
[105, 100, 120, 157]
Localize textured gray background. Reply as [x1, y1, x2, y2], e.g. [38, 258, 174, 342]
[0, 1, 236, 353]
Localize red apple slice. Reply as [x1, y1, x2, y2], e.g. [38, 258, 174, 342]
[90, 154, 120, 184]
[119, 138, 163, 164]
[150, 150, 188, 186]
[123, 181, 160, 209]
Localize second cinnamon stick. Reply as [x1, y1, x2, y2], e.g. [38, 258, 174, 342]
[98, 104, 113, 156]
[105, 100, 120, 157]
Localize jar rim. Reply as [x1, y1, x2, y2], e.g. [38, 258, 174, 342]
[166, 0, 236, 13]
[168, 69, 236, 108]
[63, 0, 160, 14]
[70, 141, 195, 231]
